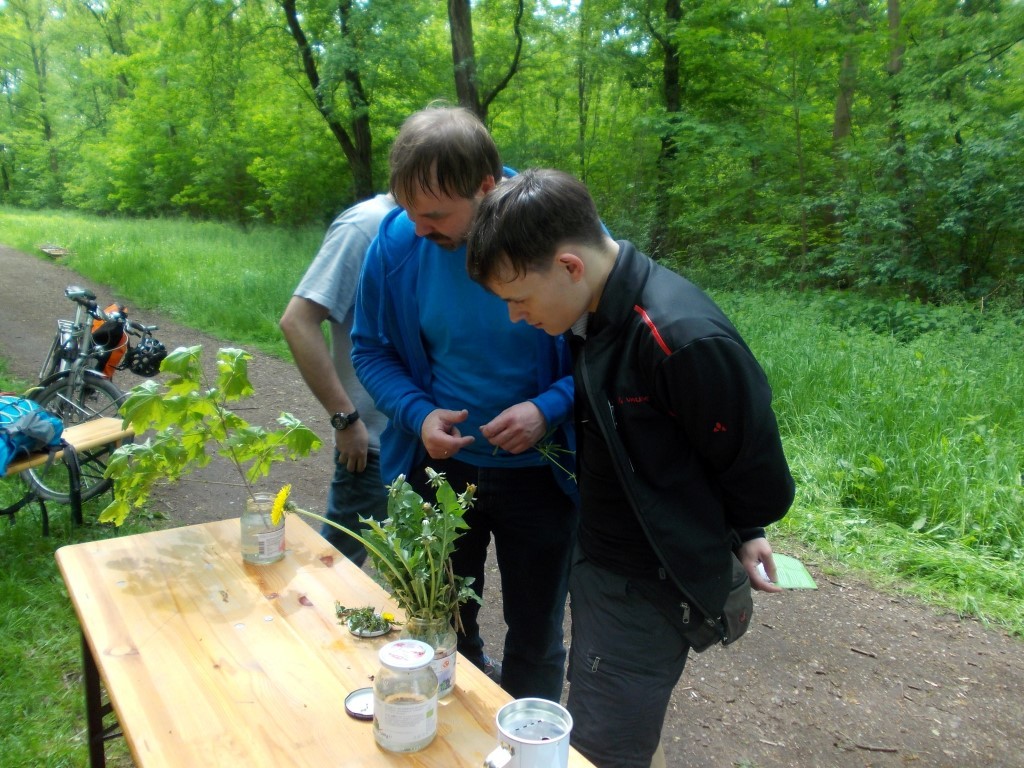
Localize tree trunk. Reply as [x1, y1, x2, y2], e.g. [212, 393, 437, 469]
[339, 0, 374, 200]
[448, 0, 524, 124]
[832, 0, 870, 146]
[77, 0, 133, 96]
[281, 0, 374, 199]
[646, 0, 683, 260]
[576, 2, 591, 181]
[448, 0, 481, 117]
[25, 30, 59, 179]
[887, 0, 910, 258]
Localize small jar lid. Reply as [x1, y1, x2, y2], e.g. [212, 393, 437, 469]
[344, 687, 374, 720]
[378, 639, 434, 671]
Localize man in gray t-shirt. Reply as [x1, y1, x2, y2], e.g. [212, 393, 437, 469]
[280, 194, 396, 564]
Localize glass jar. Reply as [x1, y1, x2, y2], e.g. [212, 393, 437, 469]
[373, 639, 438, 753]
[400, 615, 457, 698]
[240, 492, 285, 565]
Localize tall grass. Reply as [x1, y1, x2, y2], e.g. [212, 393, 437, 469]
[723, 292, 1024, 631]
[1, 363, 145, 767]
[0, 207, 324, 358]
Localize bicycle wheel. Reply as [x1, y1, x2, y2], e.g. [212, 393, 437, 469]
[26, 374, 127, 503]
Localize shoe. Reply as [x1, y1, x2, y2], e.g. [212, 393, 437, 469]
[471, 655, 503, 686]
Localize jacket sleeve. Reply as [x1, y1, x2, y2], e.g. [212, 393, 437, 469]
[656, 335, 794, 529]
[350, 234, 436, 439]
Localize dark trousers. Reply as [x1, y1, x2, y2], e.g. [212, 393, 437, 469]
[322, 450, 388, 567]
[409, 458, 577, 701]
[566, 548, 691, 768]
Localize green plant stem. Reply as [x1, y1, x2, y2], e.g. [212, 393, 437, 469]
[288, 506, 402, 581]
[215, 407, 258, 504]
[287, 506, 464, 628]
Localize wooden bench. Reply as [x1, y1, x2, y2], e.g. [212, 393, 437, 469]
[2, 417, 134, 535]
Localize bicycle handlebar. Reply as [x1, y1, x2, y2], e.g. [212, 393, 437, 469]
[65, 285, 109, 321]
[125, 319, 159, 335]
[64, 284, 158, 332]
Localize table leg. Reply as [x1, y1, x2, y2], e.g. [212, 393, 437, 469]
[81, 630, 120, 767]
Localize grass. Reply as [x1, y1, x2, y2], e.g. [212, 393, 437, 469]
[1, 362, 155, 767]
[1, 206, 1023, 763]
[724, 292, 1024, 633]
[0, 206, 325, 359]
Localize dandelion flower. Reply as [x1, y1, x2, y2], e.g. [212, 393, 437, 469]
[271, 484, 291, 526]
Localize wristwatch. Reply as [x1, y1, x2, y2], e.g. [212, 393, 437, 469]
[330, 410, 360, 431]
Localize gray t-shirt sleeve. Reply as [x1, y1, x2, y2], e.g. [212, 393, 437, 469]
[294, 194, 395, 324]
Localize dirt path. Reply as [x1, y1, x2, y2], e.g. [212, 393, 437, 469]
[2, 243, 1022, 768]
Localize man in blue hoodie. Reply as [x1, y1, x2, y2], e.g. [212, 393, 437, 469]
[351, 106, 578, 701]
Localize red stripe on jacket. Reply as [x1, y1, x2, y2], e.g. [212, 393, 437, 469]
[634, 305, 672, 356]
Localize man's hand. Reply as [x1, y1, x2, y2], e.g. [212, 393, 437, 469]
[480, 401, 547, 455]
[336, 420, 371, 473]
[737, 537, 784, 594]
[421, 409, 475, 459]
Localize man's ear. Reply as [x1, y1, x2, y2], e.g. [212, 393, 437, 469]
[556, 251, 586, 282]
[478, 175, 497, 195]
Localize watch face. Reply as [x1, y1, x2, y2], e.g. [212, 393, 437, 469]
[332, 411, 357, 430]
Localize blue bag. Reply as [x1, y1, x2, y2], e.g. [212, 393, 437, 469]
[0, 395, 65, 474]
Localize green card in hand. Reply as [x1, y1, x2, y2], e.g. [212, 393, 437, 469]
[761, 554, 817, 589]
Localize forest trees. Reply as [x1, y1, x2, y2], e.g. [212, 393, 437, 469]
[0, 0, 1021, 301]
[280, 0, 388, 200]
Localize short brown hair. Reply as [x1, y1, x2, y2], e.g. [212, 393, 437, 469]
[467, 168, 605, 285]
[389, 105, 503, 204]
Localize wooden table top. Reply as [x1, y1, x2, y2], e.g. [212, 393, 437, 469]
[56, 515, 595, 767]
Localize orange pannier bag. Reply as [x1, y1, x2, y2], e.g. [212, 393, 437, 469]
[90, 303, 129, 378]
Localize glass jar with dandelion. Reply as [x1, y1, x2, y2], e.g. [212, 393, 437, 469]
[276, 468, 480, 695]
[100, 346, 321, 567]
[240, 489, 287, 564]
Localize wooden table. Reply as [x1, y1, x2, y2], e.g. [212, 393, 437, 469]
[56, 515, 595, 767]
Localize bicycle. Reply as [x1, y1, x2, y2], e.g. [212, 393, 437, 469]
[27, 285, 167, 504]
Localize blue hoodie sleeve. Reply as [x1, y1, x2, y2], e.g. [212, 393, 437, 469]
[351, 214, 437, 440]
[528, 333, 574, 430]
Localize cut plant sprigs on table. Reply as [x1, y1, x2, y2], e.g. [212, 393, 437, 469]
[337, 604, 398, 637]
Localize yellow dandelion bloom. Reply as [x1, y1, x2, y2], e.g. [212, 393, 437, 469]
[381, 612, 395, 623]
[271, 484, 291, 526]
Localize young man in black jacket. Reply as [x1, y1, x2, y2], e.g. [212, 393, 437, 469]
[467, 168, 795, 768]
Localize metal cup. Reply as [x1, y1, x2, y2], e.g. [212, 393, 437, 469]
[483, 698, 573, 768]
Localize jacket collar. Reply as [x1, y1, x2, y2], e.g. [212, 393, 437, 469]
[591, 240, 651, 336]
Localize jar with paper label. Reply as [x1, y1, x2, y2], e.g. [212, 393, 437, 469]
[400, 616, 457, 697]
[240, 492, 285, 565]
[373, 639, 438, 753]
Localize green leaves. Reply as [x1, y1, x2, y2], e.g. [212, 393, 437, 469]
[334, 471, 479, 626]
[279, 470, 478, 626]
[215, 348, 256, 401]
[100, 345, 321, 526]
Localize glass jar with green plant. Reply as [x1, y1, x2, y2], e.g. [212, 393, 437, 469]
[100, 345, 322, 562]
[274, 468, 480, 694]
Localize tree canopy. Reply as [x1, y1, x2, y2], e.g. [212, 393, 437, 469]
[1, 0, 1021, 301]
